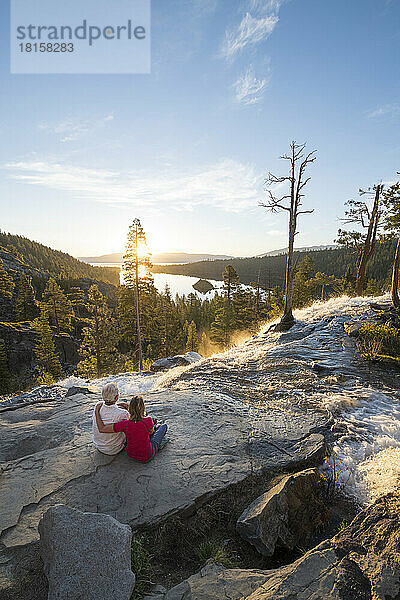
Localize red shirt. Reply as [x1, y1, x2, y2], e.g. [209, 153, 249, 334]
[113, 416, 154, 462]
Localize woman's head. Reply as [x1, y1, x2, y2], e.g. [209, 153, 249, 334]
[128, 395, 146, 422]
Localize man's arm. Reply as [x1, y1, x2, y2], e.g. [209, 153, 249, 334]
[94, 403, 115, 434]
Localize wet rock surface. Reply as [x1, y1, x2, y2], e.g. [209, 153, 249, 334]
[0, 388, 329, 597]
[64, 385, 95, 397]
[236, 468, 328, 557]
[39, 504, 135, 600]
[0, 384, 67, 411]
[151, 351, 202, 372]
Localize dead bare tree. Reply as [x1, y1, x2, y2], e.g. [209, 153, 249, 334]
[260, 141, 316, 330]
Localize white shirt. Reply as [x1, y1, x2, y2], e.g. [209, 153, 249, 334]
[92, 403, 130, 455]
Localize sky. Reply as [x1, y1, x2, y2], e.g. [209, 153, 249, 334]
[0, 0, 399, 258]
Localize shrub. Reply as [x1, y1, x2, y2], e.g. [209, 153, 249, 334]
[356, 322, 400, 361]
[320, 452, 350, 499]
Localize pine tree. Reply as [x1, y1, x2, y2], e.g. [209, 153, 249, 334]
[269, 286, 285, 317]
[16, 273, 38, 321]
[159, 285, 183, 357]
[364, 279, 382, 296]
[210, 298, 236, 349]
[42, 278, 72, 333]
[336, 266, 355, 296]
[0, 339, 12, 393]
[309, 272, 338, 300]
[297, 256, 316, 280]
[78, 285, 118, 378]
[0, 263, 15, 299]
[186, 321, 199, 352]
[67, 286, 86, 318]
[34, 310, 62, 384]
[232, 287, 254, 331]
[122, 218, 152, 370]
[222, 266, 240, 305]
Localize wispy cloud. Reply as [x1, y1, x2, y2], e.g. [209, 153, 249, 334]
[221, 0, 286, 107]
[249, 0, 284, 12]
[39, 114, 114, 142]
[234, 65, 269, 106]
[367, 104, 400, 119]
[3, 159, 263, 212]
[221, 12, 278, 60]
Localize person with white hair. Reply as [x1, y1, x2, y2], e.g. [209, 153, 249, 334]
[92, 382, 130, 455]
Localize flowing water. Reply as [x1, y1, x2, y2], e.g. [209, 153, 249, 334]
[9, 294, 400, 505]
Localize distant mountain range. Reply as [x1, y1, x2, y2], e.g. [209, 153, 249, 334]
[80, 246, 337, 265]
[256, 245, 337, 258]
[79, 252, 234, 264]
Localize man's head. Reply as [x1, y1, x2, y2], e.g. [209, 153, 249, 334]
[102, 382, 119, 405]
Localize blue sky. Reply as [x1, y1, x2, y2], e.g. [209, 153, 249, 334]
[0, 0, 399, 257]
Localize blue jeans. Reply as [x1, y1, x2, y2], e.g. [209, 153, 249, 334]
[150, 423, 167, 457]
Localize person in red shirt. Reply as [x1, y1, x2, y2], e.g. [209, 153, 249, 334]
[94, 395, 167, 462]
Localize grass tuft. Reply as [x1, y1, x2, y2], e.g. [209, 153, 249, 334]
[196, 539, 236, 568]
[131, 534, 154, 599]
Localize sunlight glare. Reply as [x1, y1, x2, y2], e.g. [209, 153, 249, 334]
[138, 265, 148, 278]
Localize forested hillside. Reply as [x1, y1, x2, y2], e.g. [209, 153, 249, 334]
[0, 220, 394, 396]
[152, 240, 396, 288]
[0, 231, 119, 286]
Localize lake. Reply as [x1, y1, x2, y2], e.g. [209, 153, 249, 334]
[90, 263, 224, 298]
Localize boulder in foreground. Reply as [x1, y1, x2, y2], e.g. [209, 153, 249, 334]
[39, 504, 135, 600]
[143, 561, 274, 600]
[236, 468, 327, 556]
[150, 493, 400, 600]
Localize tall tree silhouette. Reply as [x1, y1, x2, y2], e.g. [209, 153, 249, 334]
[222, 265, 240, 306]
[122, 219, 152, 370]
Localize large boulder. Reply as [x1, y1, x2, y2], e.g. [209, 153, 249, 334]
[236, 469, 327, 557]
[38, 504, 135, 600]
[143, 561, 274, 600]
[245, 492, 400, 600]
[149, 493, 400, 600]
[65, 385, 95, 398]
[151, 352, 202, 372]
